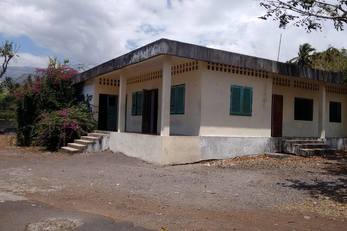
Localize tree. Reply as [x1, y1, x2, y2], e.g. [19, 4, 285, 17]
[259, 0, 347, 31]
[288, 44, 347, 81]
[289, 43, 316, 66]
[0, 41, 18, 79]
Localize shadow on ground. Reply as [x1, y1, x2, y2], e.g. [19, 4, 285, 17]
[280, 152, 347, 203]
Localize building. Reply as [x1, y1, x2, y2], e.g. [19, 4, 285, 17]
[73, 38, 347, 164]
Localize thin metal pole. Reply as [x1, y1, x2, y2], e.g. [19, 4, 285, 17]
[277, 33, 282, 62]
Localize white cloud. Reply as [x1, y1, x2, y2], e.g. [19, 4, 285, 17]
[0, 0, 346, 67]
[11, 53, 48, 68]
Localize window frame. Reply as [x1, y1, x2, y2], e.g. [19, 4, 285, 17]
[131, 91, 143, 116]
[329, 101, 342, 123]
[294, 97, 314, 121]
[170, 84, 185, 115]
[229, 85, 253, 117]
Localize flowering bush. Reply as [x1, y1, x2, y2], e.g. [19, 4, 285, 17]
[15, 58, 95, 150]
[35, 105, 96, 151]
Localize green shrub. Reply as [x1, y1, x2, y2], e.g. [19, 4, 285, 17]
[14, 58, 94, 150]
[35, 104, 96, 151]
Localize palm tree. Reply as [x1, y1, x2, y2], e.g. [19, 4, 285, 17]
[289, 43, 316, 67]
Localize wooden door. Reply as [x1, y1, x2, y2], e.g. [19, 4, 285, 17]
[271, 94, 283, 137]
[142, 89, 158, 134]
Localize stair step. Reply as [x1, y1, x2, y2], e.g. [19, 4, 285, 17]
[298, 148, 336, 156]
[94, 130, 111, 134]
[285, 140, 324, 144]
[75, 139, 95, 145]
[294, 143, 328, 147]
[88, 132, 109, 137]
[61, 146, 80, 153]
[81, 136, 100, 141]
[68, 143, 87, 150]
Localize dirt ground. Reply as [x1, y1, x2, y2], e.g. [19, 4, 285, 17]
[0, 135, 346, 230]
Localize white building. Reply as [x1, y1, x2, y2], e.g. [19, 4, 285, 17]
[74, 39, 347, 164]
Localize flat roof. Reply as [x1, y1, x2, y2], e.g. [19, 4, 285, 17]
[74, 38, 345, 84]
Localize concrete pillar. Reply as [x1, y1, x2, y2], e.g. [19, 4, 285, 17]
[118, 74, 126, 132]
[160, 60, 172, 136]
[319, 84, 326, 139]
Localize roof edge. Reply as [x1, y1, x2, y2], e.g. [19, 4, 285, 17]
[73, 38, 345, 85]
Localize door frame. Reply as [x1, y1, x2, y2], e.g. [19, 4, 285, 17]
[271, 94, 283, 137]
[98, 94, 118, 131]
[141, 89, 158, 135]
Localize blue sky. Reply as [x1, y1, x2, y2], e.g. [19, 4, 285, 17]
[0, 0, 346, 69]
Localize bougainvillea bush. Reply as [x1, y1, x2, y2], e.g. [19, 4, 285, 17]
[15, 58, 96, 150]
[35, 105, 96, 151]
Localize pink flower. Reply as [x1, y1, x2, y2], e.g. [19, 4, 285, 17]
[58, 108, 70, 118]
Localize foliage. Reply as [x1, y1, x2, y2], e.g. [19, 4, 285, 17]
[311, 47, 347, 72]
[0, 40, 18, 79]
[289, 43, 316, 66]
[14, 58, 95, 150]
[0, 77, 18, 123]
[288, 44, 347, 80]
[259, 0, 347, 31]
[35, 105, 96, 151]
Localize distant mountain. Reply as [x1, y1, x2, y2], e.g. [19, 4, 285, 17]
[3, 66, 36, 83]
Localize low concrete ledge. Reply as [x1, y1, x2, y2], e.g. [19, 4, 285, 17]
[325, 137, 347, 151]
[109, 132, 279, 165]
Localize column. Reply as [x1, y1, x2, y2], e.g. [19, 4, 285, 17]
[118, 74, 126, 132]
[319, 84, 326, 139]
[160, 60, 172, 136]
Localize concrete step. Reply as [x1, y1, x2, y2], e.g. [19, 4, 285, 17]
[75, 139, 95, 145]
[61, 146, 80, 154]
[285, 140, 324, 144]
[293, 143, 329, 149]
[94, 130, 111, 134]
[88, 132, 109, 137]
[81, 136, 100, 141]
[68, 143, 87, 150]
[297, 148, 336, 157]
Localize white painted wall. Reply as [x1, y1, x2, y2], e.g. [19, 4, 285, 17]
[125, 69, 201, 135]
[326, 92, 347, 137]
[199, 67, 273, 137]
[273, 85, 320, 137]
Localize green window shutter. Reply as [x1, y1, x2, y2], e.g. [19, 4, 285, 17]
[242, 87, 252, 115]
[230, 86, 241, 114]
[170, 87, 175, 114]
[131, 92, 136, 115]
[176, 85, 185, 114]
[170, 85, 185, 114]
[135, 92, 143, 115]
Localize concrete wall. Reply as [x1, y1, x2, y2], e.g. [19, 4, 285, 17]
[125, 69, 201, 135]
[325, 92, 347, 137]
[109, 132, 278, 165]
[82, 77, 119, 121]
[199, 66, 273, 137]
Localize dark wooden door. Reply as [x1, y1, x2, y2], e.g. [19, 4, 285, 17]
[98, 94, 118, 131]
[271, 94, 283, 137]
[142, 89, 158, 134]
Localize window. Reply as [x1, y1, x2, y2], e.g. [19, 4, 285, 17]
[131, 91, 143, 115]
[294, 97, 313, 121]
[171, 84, 185, 114]
[330, 101, 341, 123]
[230, 85, 253, 116]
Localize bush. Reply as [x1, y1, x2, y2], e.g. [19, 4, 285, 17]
[14, 58, 95, 150]
[35, 104, 96, 151]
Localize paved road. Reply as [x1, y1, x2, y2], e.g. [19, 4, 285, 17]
[0, 199, 152, 231]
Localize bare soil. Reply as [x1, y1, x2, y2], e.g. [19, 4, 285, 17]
[0, 135, 346, 230]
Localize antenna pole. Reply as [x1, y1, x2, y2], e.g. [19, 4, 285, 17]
[277, 33, 282, 62]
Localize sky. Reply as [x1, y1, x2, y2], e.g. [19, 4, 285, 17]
[0, 0, 346, 69]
